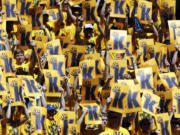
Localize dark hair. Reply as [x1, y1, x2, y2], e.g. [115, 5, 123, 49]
[122, 117, 131, 128]
[14, 49, 24, 57]
[139, 118, 152, 128]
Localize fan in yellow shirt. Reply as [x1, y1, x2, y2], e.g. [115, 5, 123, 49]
[99, 111, 130, 135]
[14, 49, 30, 75]
[46, 104, 61, 135]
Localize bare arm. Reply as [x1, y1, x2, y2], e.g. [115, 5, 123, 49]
[104, 45, 110, 81]
[172, 44, 179, 66]
[41, 89, 47, 107]
[102, 97, 111, 113]
[57, 2, 64, 23]
[60, 92, 65, 111]
[15, 10, 24, 25]
[169, 106, 176, 120]
[67, 3, 76, 22]
[77, 108, 88, 125]
[96, 0, 101, 9]
[75, 22, 84, 44]
[103, 74, 113, 89]
[149, 20, 159, 37]
[74, 96, 81, 112]
[130, 55, 138, 69]
[95, 18, 105, 37]
[100, 0, 106, 23]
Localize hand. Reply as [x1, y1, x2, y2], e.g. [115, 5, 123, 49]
[0, 66, 3, 72]
[29, 41, 36, 47]
[57, 126, 61, 132]
[156, 106, 161, 113]
[172, 106, 176, 112]
[166, 61, 170, 67]
[67, 82, 72, 88]
[125, 7, 129, 14]
[95, 18, 100, 24]
[59, 87, 64, 93]
[175, 44, 179, 50]
[106, 97, 112, 104]
[25, 54, 29, 60]
[107, 74, 113, 80]
[66, 68, 69, 74]
[14, 10, 20, 16]
[96, 97, 101, 105]
[12, 66, 16, 72]
[63, 76, 68, 82]
[83, 108, 88, 114]
[40, 25, 46, 30]
[42, 85, 47, 92]
[138, 50, 142, 56]
[14, 40, 19, 46]
[123, 74, 131, 79]
[107, 6, 112, 14]
[56, 0, 61, 5]
[0, 10, 5, 16]
[5, 97, 14, 104]
[30, 127, 36, 133]
[134, 79, 139, 84]
[153, 87, 157, 93]
[128, 65, 133, 70]
[77, 95, 82, 103]
[107, 45, 112, 50]
[2, 34, 8, 41]
[155, 129, 160, 135]
[148, 19, 153, 25]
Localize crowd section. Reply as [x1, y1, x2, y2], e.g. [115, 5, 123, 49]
[0, 0, 179, 134]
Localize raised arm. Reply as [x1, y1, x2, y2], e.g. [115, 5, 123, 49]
[149, 19, 159, 37]
[60, 87, 65, 111]
[100, 0, 107, 22]
[95, 18, 105, 37]
[15, 10, 24, 25]
[77, 108, 88, 125]
[67, 2, 76, 22]
[172, 44, 179, 66]
[104, 45, 110, 81]
[57, 1, 64, 23]
[102, 97, 111, 113]
[96, 0, 101, 9]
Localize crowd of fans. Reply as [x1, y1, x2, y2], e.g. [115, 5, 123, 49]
[0, 0, 179, 134]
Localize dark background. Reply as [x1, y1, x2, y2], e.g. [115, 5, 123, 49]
[176, 0, 180, 19]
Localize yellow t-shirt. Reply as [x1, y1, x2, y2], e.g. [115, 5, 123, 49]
[58, 24, 76, 42]
[85, 36, 98, 54]
[14, 62, 30, 74]
[99, 127, 130, 135]
[46, 119, 59, 135]
[8, 34, 17, 48]
[6, 124, 20, 135]
[20, 119, 31, 135]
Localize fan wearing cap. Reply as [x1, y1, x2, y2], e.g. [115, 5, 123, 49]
[40, 10, 56, 41]
[56, 1, 78, 45]
[45, 87, 65, 135]
[46, 104, 61, 135]
[75, 17, 105, 54]
[40, 1, 65, 42]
